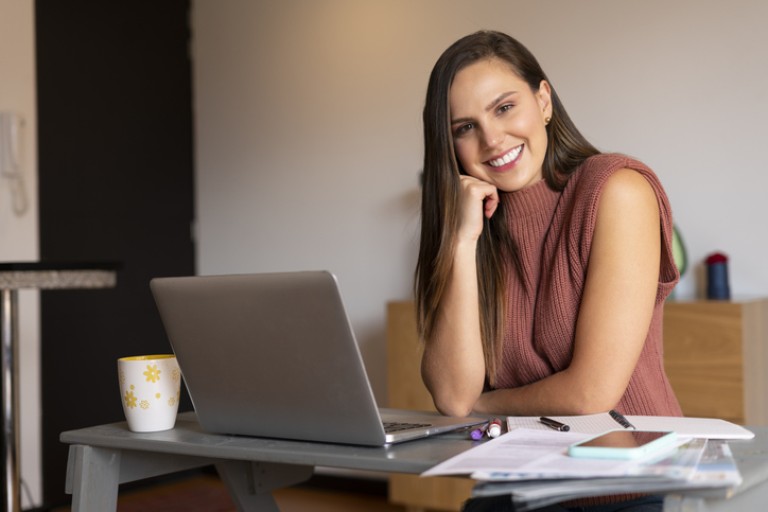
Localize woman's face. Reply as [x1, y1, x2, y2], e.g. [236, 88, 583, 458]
[449, 57, 552, 192]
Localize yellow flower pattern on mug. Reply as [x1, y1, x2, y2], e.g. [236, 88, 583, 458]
[124, 385, 138, 409]
[143, 364, 161, 383]
[119, 356, 180, 431]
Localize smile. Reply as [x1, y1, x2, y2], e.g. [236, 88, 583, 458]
[488, 145, 523, 168]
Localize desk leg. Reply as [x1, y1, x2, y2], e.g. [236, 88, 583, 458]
[66, 445, 121, 512]
[216, 460, 313, 512]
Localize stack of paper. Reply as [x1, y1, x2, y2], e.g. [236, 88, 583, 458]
[422, 416, 746, 510]
[423, 429, 701, 481]
[470, 438, 741, 511]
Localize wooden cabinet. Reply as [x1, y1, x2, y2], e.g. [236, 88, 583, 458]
[387, 298, 768, 511]
[663, 298, 768, 425]
[386, 301, 473, 512]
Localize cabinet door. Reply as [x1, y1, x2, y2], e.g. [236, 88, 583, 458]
[664, 299, 768, 426]
[663, 301, 746, 423]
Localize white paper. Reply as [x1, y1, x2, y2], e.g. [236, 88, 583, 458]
[507, 414, 754, 439]
[470, 439, 742, 511]
[422, 428, 692, 480]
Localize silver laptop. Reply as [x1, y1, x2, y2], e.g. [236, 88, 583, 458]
[149, 271, 485, 445]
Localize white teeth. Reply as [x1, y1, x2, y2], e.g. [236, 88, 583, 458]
[489, 146, 522, 167]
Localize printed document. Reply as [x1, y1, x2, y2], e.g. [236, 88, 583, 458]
[423, 428, 696, 480]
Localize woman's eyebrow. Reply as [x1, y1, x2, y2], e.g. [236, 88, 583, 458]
[451, 91, 518, 125]
[485, 91, 516, 111]
[450, 115, 473, 126]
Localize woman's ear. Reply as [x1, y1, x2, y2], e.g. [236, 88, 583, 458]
[537, 80, 553, 120]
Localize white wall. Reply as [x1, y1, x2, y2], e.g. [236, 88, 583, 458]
[0, 0, 40, 507]
[193, 0, 768, 404]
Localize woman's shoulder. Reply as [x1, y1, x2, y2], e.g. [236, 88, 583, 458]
[560, 153, 671, 228]
[579, 152, 654, 177]
[569, 153, 661, 194]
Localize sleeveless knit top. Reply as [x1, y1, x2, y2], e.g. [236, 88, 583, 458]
[494, 153, 682, 417]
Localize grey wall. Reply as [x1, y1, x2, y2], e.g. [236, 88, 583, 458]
[192, 0, 768, 403]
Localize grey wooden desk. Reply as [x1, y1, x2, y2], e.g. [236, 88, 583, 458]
[60, 413, 768, 512]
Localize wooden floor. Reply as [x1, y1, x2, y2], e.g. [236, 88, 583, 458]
[51, 472, 409, 512]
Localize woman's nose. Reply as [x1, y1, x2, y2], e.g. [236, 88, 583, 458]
[481, 123, 504, 148]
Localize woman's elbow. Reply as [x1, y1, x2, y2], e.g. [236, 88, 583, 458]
[420, 358, 484, 417]
[422, 373, 480, 417]
[426, 381, 482, 417]
[432, 395, 477, 418]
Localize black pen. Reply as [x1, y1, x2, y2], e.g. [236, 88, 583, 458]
[609, 409, 636, 430]
[539, 416, 570, 432]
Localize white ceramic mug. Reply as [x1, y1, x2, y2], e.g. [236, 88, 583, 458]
[117, 354, 181, 432]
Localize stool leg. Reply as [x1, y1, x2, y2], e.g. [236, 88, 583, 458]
[1, 289, 20, 512]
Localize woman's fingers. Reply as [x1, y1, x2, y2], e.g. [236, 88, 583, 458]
[483, 192, 499, 219]
[458, 175, 499, 240]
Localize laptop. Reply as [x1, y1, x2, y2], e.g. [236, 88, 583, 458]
[149, 271, 485, 445]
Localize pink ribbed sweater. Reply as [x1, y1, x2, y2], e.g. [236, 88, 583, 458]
[495, 153, 682, 417]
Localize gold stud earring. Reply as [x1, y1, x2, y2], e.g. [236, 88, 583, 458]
[545, 116, 552, 125]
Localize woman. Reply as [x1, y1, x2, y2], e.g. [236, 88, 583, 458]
[415, 31, 682, 511]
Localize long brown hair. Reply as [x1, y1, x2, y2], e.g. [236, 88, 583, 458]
[415, 31, 599, 384]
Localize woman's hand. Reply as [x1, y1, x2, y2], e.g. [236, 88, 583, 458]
[458, 175, 499, 242]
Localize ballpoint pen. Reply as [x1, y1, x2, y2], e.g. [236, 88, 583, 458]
[539, 416, 571, 432]
[609, 409, 636, 430]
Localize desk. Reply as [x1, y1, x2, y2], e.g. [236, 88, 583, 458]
[61, 413, 768, 512]
[1, 261, 118, 512]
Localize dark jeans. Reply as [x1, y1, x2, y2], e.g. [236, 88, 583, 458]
[463, 494, 663, 512]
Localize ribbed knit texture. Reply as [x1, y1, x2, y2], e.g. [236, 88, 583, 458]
[491, 153, 683, 508]
[495, 153, 682, 418]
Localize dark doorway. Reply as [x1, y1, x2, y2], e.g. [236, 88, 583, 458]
[35, 1, 195, 506]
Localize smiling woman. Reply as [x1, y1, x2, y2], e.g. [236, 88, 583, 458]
[449, 58, 552, 192]
[414, 30, 682, 512]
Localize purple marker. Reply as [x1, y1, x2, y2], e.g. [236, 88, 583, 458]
[470, 423, 487, 440]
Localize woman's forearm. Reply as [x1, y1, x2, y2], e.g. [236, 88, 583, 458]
[473, 367, 625, 417]
[421, 240, 487, 416]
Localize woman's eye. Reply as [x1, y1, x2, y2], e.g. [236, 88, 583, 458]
[498, 103, 514, 114]
[453, 123, 474, 137]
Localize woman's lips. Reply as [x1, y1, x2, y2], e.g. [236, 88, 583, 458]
[487, 144, 523, 170]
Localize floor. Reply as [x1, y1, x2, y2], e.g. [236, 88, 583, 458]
[50, 472, 409, 512]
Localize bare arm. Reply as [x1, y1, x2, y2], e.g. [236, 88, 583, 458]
[421, 175, 499, 417]
[473, 168, 662, 416]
